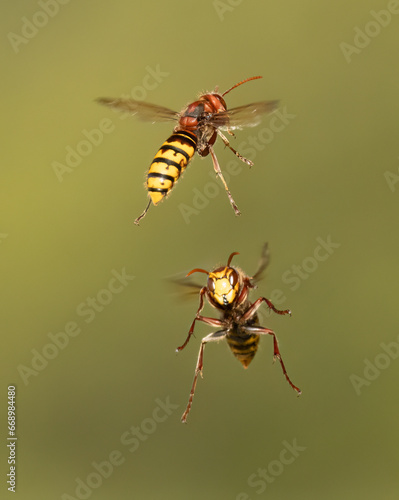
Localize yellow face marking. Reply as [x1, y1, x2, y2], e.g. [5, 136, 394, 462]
[208, 268, 239, 307]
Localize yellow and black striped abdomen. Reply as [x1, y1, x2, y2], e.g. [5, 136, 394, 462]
[147, 130, 197, 205]
[227, 331, 260, 369]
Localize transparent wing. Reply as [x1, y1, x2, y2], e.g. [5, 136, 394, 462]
[96, 97, 179, 123]
[165, 272, 204, 303]
[251, 243, 270, 284]
[209, 100, 279, 130]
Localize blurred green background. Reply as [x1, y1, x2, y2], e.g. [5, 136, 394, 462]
[1, 1, 399, 498]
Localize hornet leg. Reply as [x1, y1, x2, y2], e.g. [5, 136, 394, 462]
[176, 288, 223, 352]
[217, 129, 254, 166]
[244, 325, 301, 395]
[209, 145, 241, 216]
[241, 297, 291, 322]
[181, 330, 227, 423]
[134, 199, 152, 226]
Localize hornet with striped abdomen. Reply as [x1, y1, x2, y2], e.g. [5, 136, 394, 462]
[176, 244, 301, 423]
[97, 76, 278, 225]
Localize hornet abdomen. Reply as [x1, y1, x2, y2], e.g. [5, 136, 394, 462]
[227, 329, 260, 369]
[147, 130, 197, 205]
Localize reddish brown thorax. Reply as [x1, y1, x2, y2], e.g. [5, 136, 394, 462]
[178, 93, 227, 131]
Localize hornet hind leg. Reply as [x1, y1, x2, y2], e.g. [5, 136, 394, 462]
[209, 145, 241, 216]
[134, 199, 152, 226]
[181, 330, 227, 423]
[243, 325, 301, 395]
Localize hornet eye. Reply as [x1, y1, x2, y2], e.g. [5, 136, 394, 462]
[229, 270, 238, 288]
[207, 277, 215, 292]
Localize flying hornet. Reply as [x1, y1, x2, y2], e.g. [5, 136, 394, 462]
[176, 245, 301, 423]
[97, 76, 278, 225]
